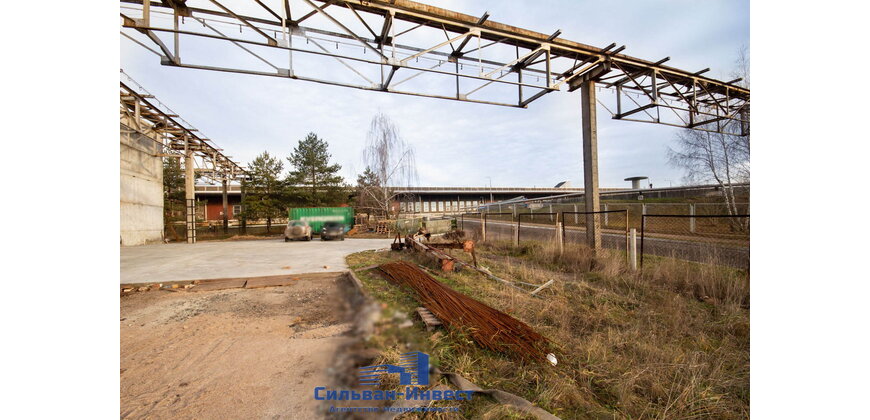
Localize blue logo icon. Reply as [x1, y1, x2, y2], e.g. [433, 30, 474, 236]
[358, 352, 430, 386]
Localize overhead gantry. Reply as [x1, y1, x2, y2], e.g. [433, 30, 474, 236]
[120, 70, 244, 242]
[120, 0, 749, 248]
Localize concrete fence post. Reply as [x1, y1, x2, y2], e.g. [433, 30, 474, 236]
[481, 213, 486, 242]
[689, 203, 696, 233]
[573, 204, 578, 224]
[557, 221, 564, 255]
[629, 228, 638, 271]
[603, 203, 608, 226]
[514, 218, 519, 246]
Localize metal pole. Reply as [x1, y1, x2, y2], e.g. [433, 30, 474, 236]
[624, 210, 629, 253]
[629, 228, 637, 271]
[581, 80, 601, 249]
[640, 216, 645, 269]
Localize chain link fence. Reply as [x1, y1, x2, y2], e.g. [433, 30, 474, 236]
[561, 210, 629, 251]
[517, 212, 558, 245]
[641, 214, 749, 268]
[456, 202, 748, 268]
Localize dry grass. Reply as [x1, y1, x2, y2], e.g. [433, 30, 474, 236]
[347, 238, 749, 419]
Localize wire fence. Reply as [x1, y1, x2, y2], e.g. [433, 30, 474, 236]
[641, 214, 749, 269]
[455, 207, 749, 269]
[561, 210, 629, 251]
[482, 212, 514, 241]
[517, 212, 558, 244]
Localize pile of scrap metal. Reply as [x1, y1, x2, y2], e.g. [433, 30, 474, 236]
[394, 229, 478, 271]
[378, 261, 555, 363]
[399, 231, 555, 296]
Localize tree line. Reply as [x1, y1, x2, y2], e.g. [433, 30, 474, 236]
[243, 132, 348, 231]
[243, 114, 418, 231]
[163, 114, 418, 236]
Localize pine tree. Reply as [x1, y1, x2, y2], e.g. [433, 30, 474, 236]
[286, 132, 346, 206]
[243, 151, 286, 233]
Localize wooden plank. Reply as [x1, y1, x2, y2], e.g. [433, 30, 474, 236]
[190, 278, 247, 291]
[244, 275, 297, 289]
[529, 279, 555, 296]
[416, 306, 443, 331]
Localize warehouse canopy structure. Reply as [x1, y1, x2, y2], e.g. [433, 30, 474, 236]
[120, 0, 749, 248]
[121, 70, 244, 243]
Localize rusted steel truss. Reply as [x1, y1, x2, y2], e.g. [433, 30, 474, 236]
[120, 70, 244, 180]
[120, 0, 748, 135]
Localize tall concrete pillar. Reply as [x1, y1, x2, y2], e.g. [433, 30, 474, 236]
[581, 80, 602, 249]
[184, 151, 196, 244]
[221, 178, 229, 234]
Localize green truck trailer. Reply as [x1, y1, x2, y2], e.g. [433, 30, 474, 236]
[288, 207, 354, 234]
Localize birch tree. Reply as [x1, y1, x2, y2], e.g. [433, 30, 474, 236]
[358, 113, 418, 219]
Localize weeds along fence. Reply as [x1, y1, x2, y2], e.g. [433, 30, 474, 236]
[640, 214, 750, 269]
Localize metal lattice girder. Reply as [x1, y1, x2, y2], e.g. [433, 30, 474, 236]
[120, 71, 245, 180]
[120, 0, 748, 135]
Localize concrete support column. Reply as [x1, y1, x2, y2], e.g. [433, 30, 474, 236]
[240, 180, 247, 235]
[221, 178, 229, 234]
[184, 151, 196, 244]
[581, 80, 602, 249]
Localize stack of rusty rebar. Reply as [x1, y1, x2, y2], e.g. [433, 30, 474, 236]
[378, 261, 552, 362]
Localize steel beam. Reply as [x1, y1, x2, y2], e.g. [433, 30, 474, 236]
[120, 0, 748, 144]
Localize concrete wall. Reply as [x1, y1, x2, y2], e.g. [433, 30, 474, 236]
[120, 123, 163, 245]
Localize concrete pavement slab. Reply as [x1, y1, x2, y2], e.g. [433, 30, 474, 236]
[120, 238, 392, 285]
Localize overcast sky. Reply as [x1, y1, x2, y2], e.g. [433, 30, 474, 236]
[120, 0, 748, 189]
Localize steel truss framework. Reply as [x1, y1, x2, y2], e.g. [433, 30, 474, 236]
[120, 71, 244, 180]
[120, 0, 749, 135]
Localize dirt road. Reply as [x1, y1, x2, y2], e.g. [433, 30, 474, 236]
[120, 273, 356, 419]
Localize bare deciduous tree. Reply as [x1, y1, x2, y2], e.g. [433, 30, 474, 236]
[669, 47, 749, 230]
[357, 113, 418, 219]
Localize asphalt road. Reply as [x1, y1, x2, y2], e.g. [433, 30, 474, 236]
[461, 219, 749, 269]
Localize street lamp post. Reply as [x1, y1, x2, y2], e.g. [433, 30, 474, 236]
[486, 176, 494, 207]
